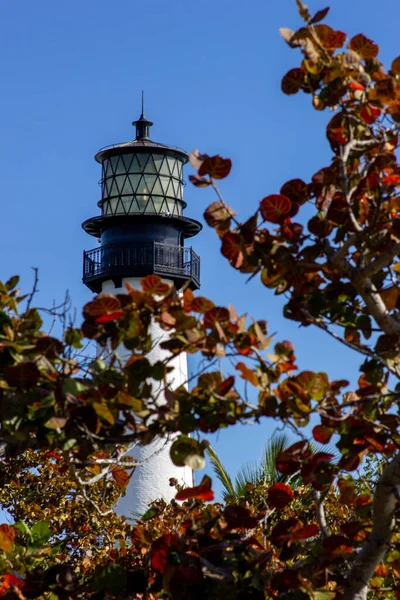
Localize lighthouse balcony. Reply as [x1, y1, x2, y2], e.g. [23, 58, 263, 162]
[83, 242, 200, 293]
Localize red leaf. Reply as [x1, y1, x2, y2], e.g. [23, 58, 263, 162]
[260, 194, 292, 223]
[349, 80, 365, 92]
[309, 6, 330, 24]
[190, 296, 215, 314]
[271, 517, 302, 546]
[151, 534, 179, 573]
[224, 505, 259, 529]
[349, 33, 379, 59]
[327, 196, 349, 225]
[276, 441, 312, 475]
[312, 425, 334, 444]
[360, 104, 381, 124]
[0, 574, 24, 596]
[290, 523, 319, 540]
[4, 362, 40, 388]
[221, 232, 247, 269]
[84, 294, 121, 317]
[198, 156, 232, 179]
[96, 311, 125, 323]
[383, 174, 400, 186]
[175, 475, 214, 502]
[203, 307, 230, 328]
[281, 68, 306, 95]
[268, 483, 294, 509]
[280, 179, 309, 205]
[314, 25, 346, 51]
[189, 174, 211, 187]
[141, 275, 171, 296]
[323, 534, 353, 555]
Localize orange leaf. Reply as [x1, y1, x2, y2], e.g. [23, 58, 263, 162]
[260, 194, 292, 223]
[111, 466, 130, 490]
[349, 33, 379, 59]
[141, 275, 171, 296]
[175, 475, 214, 502]
[236, 362, 258, 386]
[392, 57, 400, 75]
[0, 525, 15, 553]
[380, 286, 399, 311]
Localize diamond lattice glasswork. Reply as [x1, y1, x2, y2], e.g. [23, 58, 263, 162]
[100, 152, 185, 217]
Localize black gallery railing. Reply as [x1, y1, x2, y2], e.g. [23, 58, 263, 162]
[83, 242, 200, 289]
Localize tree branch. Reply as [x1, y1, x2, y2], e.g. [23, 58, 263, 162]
[344, 452, 400, 600]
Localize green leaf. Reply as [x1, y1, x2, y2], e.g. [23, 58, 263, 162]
[62, 438, 77, 451]
[5, 276, 19, 291]
[63, 379, 86, 395]
[31, 521, 51, 544]
[92, 564, 127, 594]
[64, 327, 83, 349]
[14, 521, 31, 538]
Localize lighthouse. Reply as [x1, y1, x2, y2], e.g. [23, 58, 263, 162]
[82, 102, 201, 518]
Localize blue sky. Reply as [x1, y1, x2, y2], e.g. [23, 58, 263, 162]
[0, 0, 399, 499]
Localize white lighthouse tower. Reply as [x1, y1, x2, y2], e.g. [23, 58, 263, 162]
[81, 105, 201, 518]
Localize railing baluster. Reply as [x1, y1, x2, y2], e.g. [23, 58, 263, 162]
[84, 241, 199, 288]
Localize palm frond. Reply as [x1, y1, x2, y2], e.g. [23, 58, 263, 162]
[234, 461, 262, 497]
[259, 432, 292, 485]
[206, 446, 236, 501]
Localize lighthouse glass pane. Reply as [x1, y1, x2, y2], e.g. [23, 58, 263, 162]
[121, 177, 133, 194]
[175, 182, 183, 200]
[122, 155, 133, 172]
[153, 154, 164, 172]
[144, 174, 157, 193]
[127, 174, 141, 193]
[151, 177, 163, 196]
[121, 198, 132, 213]
[159, 157, 170, 176]
[144, 155, 156, 173]
[137, 153, 150, 171]
[115, 175, 126, 194]
[114, 157, 126, 175]
[129, 155, 141, 173]
[165, 180, 174, 197]
[109, 198, 119, 214]
[136, 195, 148, 212]
[150, 197, 163, 213]
[167, 158, 176, 177]
[159, 176, 169, 194]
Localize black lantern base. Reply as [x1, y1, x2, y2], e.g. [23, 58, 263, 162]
[83, 242, 200, 293]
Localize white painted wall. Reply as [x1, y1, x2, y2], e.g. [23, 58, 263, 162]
[101, 277, 193, 520]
